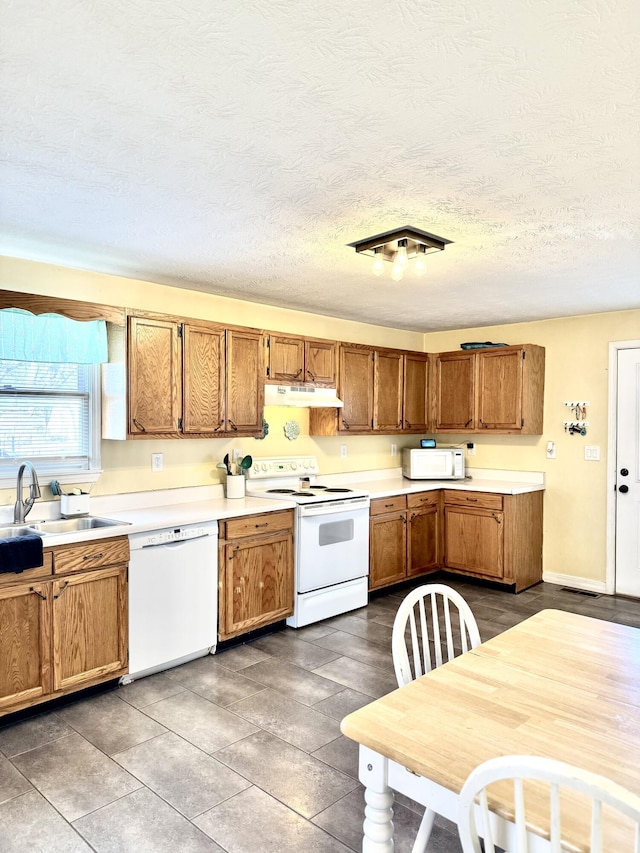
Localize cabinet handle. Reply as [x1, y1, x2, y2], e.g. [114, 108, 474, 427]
[29, 587, 47, 600]
[405, 419, 411, 428]
[214, 421, 224, 432]
[132, 418, 146, 432]
[465, 498, 478, 502]
[306, 369, 315, 381]
[53, 581, 69, 600]
[255, 522, 269, 528]
[492, 514, 502, 524]
[465, 418, 472, 427]
[293, 368, 302, 378]
[83, 552, 104, 561]
[384, 503, 394, 508]
[342, 418, 350, 430]
[228, 419, 238, 431]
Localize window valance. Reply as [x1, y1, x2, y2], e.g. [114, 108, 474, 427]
[0, 308, 108, 364]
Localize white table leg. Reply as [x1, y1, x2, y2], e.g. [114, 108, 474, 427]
[359, 746, 395, 852]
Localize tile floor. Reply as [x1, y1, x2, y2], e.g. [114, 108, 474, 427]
[1, 576, 639, 853]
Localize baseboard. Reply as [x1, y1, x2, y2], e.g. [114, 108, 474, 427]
[542, 571, 608, 595]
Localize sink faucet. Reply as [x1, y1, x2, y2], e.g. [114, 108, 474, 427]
[14, 461, 41, 523]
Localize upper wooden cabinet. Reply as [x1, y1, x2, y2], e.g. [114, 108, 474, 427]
[403, 352, 430, 432]
[226, 328, 264, 434]
[374, 349, 404, 431]
[114, 314, 263, 439]
[310, 344, 430, 435]
[340, 344, 375, 432]
[434, 345, 545, 434]
[265, 334, 336, 386]
[128, 315, 181, 436]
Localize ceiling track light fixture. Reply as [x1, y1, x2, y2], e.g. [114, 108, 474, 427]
[348, 225, 452, 281]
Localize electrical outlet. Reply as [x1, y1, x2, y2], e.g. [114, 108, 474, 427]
[584, 445, 600, 461]
[151, 453, 163, 472]
[232, 449, 243, 462]
[466, 442, 476, 456]
[390, 444, 397, 456]
[340, 445, 347, 458]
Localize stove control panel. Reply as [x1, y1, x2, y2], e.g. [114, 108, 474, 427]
[246, 456, 320, 479]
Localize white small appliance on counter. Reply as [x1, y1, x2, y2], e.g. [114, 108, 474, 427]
[402, 447, 465, 480]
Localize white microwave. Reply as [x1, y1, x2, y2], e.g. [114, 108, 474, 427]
[402, 447, 465, 480]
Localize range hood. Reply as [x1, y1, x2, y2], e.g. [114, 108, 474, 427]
[264, 385, 344, 408]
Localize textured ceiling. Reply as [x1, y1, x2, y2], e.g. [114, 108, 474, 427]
[1, 0, 639, 332]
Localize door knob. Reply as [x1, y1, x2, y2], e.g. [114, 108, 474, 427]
[620, 468, 629, 476]
[619, 484, 629, 494]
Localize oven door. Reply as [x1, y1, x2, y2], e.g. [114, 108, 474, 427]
[296, 499, 370, 593]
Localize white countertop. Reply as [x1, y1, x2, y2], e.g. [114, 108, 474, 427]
[11, 466, 544, 547]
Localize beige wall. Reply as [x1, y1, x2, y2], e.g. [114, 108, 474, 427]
[2, 255, 638, 587]
[423, 311, 640, 586]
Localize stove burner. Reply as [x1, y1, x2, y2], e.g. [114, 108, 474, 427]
[266, 488, 296, 494]
[292, 491, 315, 496]
[325, 487, 352, 493]
[308, 485, 328, 489]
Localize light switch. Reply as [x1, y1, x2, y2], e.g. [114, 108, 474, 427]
[151, 453, 163, 472]
[584, 445, 601, 461]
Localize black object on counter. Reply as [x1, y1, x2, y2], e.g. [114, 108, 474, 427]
[0, 534, 44, 573]
[460, 342, 508, 349]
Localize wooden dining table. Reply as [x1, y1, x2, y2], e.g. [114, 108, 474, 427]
[340, 609, 640, 852]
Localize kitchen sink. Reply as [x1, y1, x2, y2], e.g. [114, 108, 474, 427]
[30, 517, 130, 534]
[0, 525, 42, 538]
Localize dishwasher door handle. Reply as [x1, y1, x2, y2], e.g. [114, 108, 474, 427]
[137, 534, 215, 550]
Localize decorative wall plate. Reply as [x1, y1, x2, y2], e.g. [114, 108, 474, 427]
[284, 419, 300, 440]
[254, 418, 269, 440]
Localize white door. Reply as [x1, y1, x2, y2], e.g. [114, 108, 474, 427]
[615, 348, 640, 596]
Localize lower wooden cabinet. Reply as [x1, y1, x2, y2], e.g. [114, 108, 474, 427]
[0, 538, 129, 717]
[369, 492, 441, 590]
[369, 489, 543, 593]
[443, 490, 543, 591]
[218, 510, 294, 640]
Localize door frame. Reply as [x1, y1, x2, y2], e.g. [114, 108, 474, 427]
[606, 339, 640, 594]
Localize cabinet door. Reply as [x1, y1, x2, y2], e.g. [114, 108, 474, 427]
[0, 583, 51, 711]
[183, 322, 226, 435]
[444, 506, 504, 579]
[223, 533, 293, 636]
[128, 316, 181, 436]
[434, 351, 475, 431]
[268, 335, 305, 383]
[374, 350, 403, 431]
[226, 329, 264, 433]
[339, 345, 374, 431]
[407, 506, 440, 577]
[477, 347, 524, 431]
[305, 339, 336, 385]
[369, 513, 407, 590]
[403, 353, 429, 431]
[52, 567, 128, 692]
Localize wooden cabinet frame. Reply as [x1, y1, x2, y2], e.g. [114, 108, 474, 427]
[0, 539, 129, 717]
[265, 334, 337, 386]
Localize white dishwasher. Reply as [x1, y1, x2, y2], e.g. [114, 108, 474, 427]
[124, 522, 218, 682]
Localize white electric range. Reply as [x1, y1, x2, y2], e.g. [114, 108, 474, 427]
[246, 456, 370, 627]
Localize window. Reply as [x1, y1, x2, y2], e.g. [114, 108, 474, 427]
[0, 359, 101, 483]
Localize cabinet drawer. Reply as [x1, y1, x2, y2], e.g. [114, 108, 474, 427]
[444, 491, 503, 510]
[0, 550, 53, 586]
[52, 536, 130, 575]
[221, 510, 293, 540]
[407, 491, 439, 509]
[370, 495, 407, 516]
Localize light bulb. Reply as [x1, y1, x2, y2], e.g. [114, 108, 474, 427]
[396, 240, 408, 267]
[415, 246, 427, 277]
[391, 263, 404, 282]
[372, 248, 384, 277]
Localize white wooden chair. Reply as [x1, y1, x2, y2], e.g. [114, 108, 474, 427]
[458, 755, 640, 853]
[391, 583, 481, 852]
[391, 583, 481, 687]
